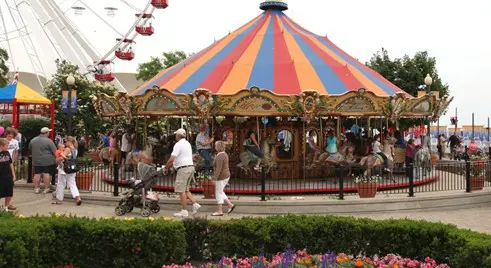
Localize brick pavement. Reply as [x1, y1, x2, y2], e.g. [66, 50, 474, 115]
[6, 188, 491, 234]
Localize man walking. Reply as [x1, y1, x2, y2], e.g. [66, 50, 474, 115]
[29, 127, 57, 194]
[163, 128, 201, 217]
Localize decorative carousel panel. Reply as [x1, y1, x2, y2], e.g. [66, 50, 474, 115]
[93, 94, 123, 117]
[227, 95, 282, 116]
[134, 87, 191, 115]
[410, 98, 432, 114]
[145, 94, 179, 111]
[334, 96, 376, 113]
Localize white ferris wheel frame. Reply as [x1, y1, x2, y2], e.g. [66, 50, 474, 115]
[0, 0, 158, 92]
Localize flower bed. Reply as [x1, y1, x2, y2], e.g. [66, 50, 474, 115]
[163, 249, 450, 267]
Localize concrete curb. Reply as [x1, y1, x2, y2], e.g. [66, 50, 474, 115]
[60, 192, 491, 215]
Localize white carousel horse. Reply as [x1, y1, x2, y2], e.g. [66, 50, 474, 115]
[414, 136, 432, 180]
[359, 151, 394, 181]
[237, 136, 277, 174]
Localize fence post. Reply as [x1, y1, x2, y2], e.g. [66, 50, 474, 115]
[465, 160, 471, 193]
[260, 166, 266, 201]
[338, 166, 344, 200]
[27, 156, 33, 183]
[113, 162, 119, 197]
[407, 163, 414, 197]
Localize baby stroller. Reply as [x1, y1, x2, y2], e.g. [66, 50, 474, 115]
[454, 144, 465, 161]
[115, 162, 162, 217]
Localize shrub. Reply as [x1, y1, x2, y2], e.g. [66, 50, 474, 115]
[0, 214, 186, 268]
[2, 213, 491, 267]
[18, 117, 50, 140]
[0, 119, 11, 129]
[183, 215, 491, 268]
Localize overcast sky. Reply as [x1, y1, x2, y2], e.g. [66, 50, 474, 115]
[1, 0, 490, 126]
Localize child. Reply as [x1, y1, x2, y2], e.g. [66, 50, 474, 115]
[56, 144, 65, 159]
[0, 138, 15, 212]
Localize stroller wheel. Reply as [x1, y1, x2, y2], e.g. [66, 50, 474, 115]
[151, 205, 160, 214]
[140, 207, 151, 217]
[115, 205, 126, 216]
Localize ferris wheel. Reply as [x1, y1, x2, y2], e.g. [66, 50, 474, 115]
[0, 0, 168, 92]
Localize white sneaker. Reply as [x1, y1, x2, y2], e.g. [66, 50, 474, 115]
[192, 203, 201, 215]
[34, 188, 40, 194]
[173, 210, 189, 217]
[43, 188, 51, 194]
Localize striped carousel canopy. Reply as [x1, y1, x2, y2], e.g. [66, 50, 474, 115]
[131, 1, 408, 97]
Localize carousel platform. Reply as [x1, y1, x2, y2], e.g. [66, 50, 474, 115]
[101, 171, 438, 195]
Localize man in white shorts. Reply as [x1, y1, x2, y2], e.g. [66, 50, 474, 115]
[163, 128, 201, 217]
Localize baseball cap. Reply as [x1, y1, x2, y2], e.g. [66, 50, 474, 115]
[174, 128, 186, 136]
[40, 127, 52, 134]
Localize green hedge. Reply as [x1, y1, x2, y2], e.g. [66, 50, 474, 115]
[182, 215, 491, 268]
[1, 213, 491, 267]
[0, 213, 186, 268]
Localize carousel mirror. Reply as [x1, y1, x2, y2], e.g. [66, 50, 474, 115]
[222, 129, 234, 149]
[276, 129, 293, 159]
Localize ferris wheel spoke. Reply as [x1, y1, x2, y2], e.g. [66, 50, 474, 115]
[119, 0, 143, 13]
[78, 0, 125, 37]
[0, 2, 16, 70]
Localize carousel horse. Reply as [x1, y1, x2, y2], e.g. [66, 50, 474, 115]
[99, 147, 111, 163]
[237, 136, 277, 174]
[359, 152, 394, 180]
[413, 136, 432, 180]
[310, 142, 356, 168]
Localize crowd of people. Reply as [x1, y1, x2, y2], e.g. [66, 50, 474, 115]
[1, 120, 485, 216]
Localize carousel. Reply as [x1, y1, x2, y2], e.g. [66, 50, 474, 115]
[93, 1, 453, 193]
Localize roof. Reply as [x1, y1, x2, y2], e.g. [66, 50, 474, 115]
[131, 2, 408, 97]
[0, 82, 51, 104]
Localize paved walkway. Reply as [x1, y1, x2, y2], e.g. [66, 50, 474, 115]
[6, 188, 491, 234]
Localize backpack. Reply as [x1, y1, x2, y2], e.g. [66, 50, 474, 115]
[63, 149, 79, 174]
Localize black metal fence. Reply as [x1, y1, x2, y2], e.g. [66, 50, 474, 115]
[15, 156, 491, 200]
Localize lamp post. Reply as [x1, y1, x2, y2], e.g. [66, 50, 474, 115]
[66, 75, 76, 136]
[424, 74, 433, 151]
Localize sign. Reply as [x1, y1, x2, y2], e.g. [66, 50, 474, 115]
[234, 97, 277, 114]
[337, 98, 373, 112]
[62, 90, 77, 113]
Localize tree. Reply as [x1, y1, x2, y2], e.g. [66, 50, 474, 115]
[44, 59, 116, 138]
[136, 51, 187, 81]
[0, 48, 10, 88]
[366, 48, 449, 97]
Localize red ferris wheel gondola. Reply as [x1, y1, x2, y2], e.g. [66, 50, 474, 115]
[115, 38, 135, 61]
[151, 0, 168, 9]
[94, 60, 115, 82]
[135, 14, 154, 36]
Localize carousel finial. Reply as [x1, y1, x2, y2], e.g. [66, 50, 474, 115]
[260, 0, 288, 11]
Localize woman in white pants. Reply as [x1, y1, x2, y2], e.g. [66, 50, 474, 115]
[52, 136, 82, 205]
[211, 141, 235, 216]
